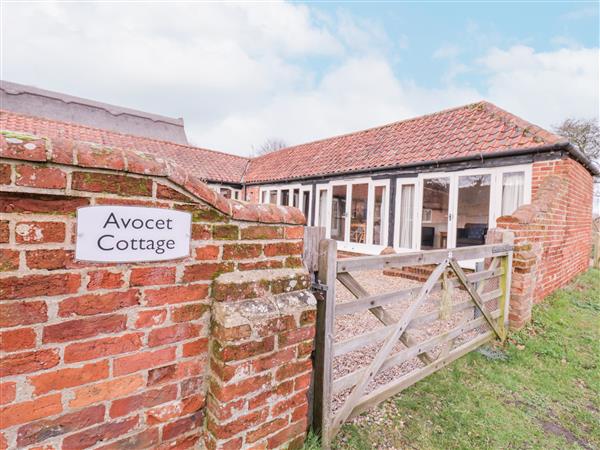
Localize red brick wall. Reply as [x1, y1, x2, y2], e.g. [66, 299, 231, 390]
[0, 133, 314, 450]
[496, 156, 593, 327]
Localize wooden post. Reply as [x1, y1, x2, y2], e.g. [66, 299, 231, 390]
[497, 254, 510, 341]
[304, 226, 326, 275]
[312, 238, 336, 448]
[593, 232, 600, 269]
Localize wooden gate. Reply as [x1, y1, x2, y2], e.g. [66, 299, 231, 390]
[311, 239, 513, 447]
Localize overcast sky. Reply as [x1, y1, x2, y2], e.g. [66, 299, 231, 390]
[1, 1, 598, 156]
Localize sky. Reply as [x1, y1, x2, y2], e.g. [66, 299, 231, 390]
[1, 1, 599, 156]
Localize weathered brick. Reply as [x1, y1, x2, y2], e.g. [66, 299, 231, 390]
[212, 323, 252, 341]
[212, 224, 239, 240]
[172, 303, 210, 322]
[215, 337, 275, 362]
[0, 349, 60, 377]
[43, 314, 127, 344]
[135, 309, 167, 328]
[72, 171, 152, 197]
[25, 249, 75, 270]
[109, 384, 177, 418]
[70, 374, 145, 408]
[207, 408, 268, 440]
[95, 428, 159, 450]
[212, 280, 268, 302]
[0, 394, 62, 429]
[64, 333, 143, 363]
[0, 221, 8, 243]
[0, 163, 10, 184]
[87, 270, 124, 290]
[0, 137, 46, 161]
[182, 338, 209, 357]
[148, 360, 204, 387]
[271, 389, 308, 416]
[181, 377, 204, 398]
[16, 165, 67, 189]
[144, 284, 209, 306]
[61, 416, 139, 449]
[222, 243, 262, 260]
[15, 221, 65, 244]
[0, 273, 80, 300]
[240, 226, 283, 240]
[192, 223, 212, 240]
[264, 242, 303, 257]
[156, 183, 190, 201]
[0, 249, 19, 271]
[58, 290, 139, 317]
[162, 411, 204, 442]
[210, 374, 271, 403]
[238, 259, 284, 271]
[246, 417, 289, 443]
[0, 382, 16, 405]
[279, 326, 315, 347]
[76, 144, 125, 171]
[182, 262, 233, 282]
[0, 192, 89, 214]
[113, 347, 176, 376]
[148, 323, 201, 347]
[266, 418, 307, 448]
[146, 394, 205, 425]
[130, 266, 176, 286]
[0, 328, 36, 352]
[194, 244, 220, 260]
[29, 360, 110, 396]
[16, 405, 105, 447]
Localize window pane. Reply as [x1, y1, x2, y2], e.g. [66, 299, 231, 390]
[302, 191, 310, 216]
[502, 172, 525, 216]
[350, 184, 368, 243]
[261, 191, 267, 203]
[373, 186, 386, 245]
[398, 184, 414, 248]
[318, 189, 328, 228]
[219, 187, 232, 199]
[421, 178, 450, 249]
[293, 189, 300, 208]
[456, 175, 491, 247]
[281, 189, 290, 206]
[331, 185, 347, 241]
[269, 191, 277, 204]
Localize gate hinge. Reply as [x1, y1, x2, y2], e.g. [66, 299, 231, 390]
[311, 281, 329, 292]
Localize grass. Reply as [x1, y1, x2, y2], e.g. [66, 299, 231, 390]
[305, 269, 600, 450]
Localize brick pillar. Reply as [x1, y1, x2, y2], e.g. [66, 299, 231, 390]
[205, 291, 316, 450]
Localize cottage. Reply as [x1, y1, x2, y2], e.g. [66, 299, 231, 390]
[1, 81, 597, 296]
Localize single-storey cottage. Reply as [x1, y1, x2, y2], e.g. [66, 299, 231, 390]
[1, 80, 597, 297]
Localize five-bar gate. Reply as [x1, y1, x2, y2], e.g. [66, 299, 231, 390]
[311, 239, 513, 447]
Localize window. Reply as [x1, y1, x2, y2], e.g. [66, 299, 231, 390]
[398, 184, 415, 249]
[502, 172, 525, 216]
[293, 189, 300, 208]
[219, 187, 232, 199]
[302, 191, 310, 217]
[281, 189, 290, 206]
[331, 185, 347, 241]
[373, 185, 386, 245]
[350, 184, 368, 243]
[261, 191, 267, 203]
[269, 190, 277, 204]
[318, 189, 328, 228]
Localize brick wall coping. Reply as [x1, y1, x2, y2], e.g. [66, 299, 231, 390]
[497, 175, 563, 225]
[212, 291, 316, 328]
[0, 130, 305, 225]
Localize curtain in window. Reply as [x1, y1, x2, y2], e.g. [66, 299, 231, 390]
[501, 172, 525, 216]
[399, 185, 414, 248]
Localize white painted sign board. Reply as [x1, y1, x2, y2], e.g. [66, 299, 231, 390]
[75, 206, 192, 262]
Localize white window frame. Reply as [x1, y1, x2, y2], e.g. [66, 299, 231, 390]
[259, 184, 302, 206]
[393, 178, 419, 252]
[299, 186, 312, 225]
[394, 164, 532, 261]
[314, 183, 331, 233]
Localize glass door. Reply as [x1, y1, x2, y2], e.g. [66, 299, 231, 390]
[455, 174, 491, 247]
[395, 180, 416, 250]
[420, 177, 451, 249]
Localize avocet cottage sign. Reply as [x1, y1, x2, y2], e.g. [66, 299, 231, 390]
[75, 206, 191, 262]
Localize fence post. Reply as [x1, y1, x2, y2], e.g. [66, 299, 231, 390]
[593, 232, 600, 269]
[312, 238, 336, 448]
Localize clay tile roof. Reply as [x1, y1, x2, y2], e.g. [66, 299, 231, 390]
[0, 109, 249, 184]
[242, 101, 566, 183]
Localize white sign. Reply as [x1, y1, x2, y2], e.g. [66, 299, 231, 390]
[75, 206, 191, 263]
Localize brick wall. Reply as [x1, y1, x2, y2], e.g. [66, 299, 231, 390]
[495, 156, 593, 328]
[0, 132, 315, 450]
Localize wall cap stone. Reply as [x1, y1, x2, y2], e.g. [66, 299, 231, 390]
[0, 130, 305, 225]
[213, 291, 316, 328]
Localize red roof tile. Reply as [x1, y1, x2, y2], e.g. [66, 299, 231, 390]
[1, 101, 569, 185]
[243, 101, 566, 183]
[0, 109, 249, 184]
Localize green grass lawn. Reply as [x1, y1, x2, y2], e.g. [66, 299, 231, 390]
[309, 269, 600, 450]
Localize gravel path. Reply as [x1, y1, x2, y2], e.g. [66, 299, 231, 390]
[331, 270, 492, 414]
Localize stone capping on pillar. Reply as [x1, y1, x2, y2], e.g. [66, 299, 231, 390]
[0, 130, 305, 225]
